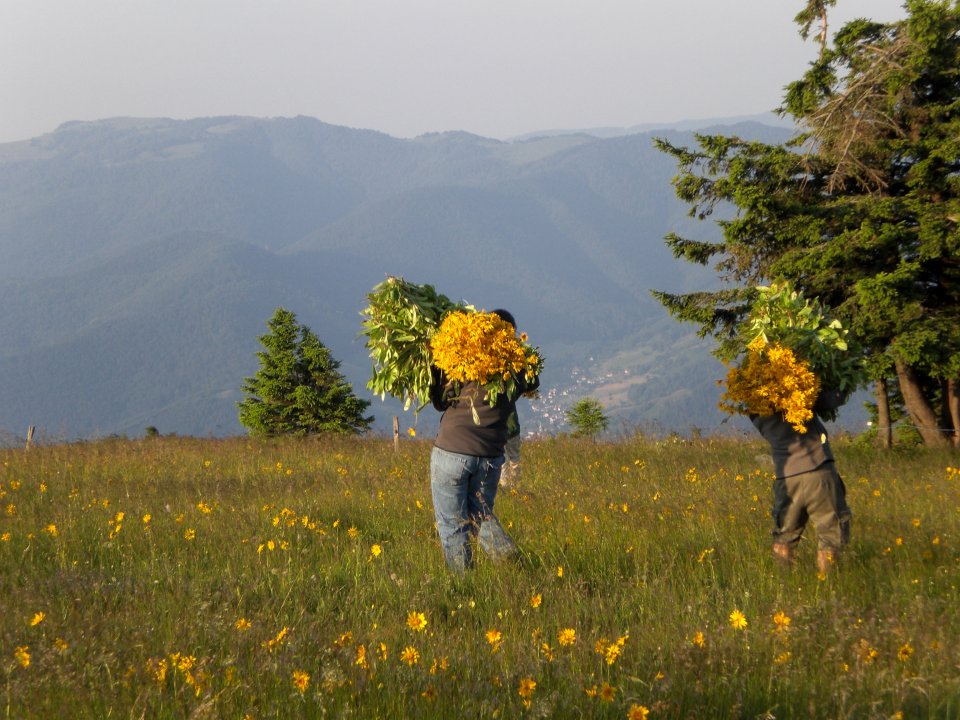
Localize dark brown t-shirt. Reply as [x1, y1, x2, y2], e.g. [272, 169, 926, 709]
[431, 374, 539, 458]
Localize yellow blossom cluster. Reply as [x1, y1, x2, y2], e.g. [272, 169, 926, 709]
[720, 339, 821, 432]
[430, 311, 540, 387]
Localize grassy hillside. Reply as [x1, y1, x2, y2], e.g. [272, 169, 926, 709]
[2, 436, 958, 718]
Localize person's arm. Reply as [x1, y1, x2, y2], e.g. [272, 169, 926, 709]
[813, 388, 845, 416]
[516, 372, 540, 397]
[429, 366, 452, 411]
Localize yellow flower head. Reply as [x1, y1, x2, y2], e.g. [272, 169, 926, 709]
[599, 682, 616, 703]
[729, 609, 748, 630]
[518, 677, 537, 699]
[400, 646, 420, 666]
[291, 669, 310, 694]
[407, 611, 428, 632]
[557, 628, 577, 647]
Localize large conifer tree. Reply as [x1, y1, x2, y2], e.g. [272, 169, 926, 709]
[653, 0, 960, 446]
[238, 308, 373, 436]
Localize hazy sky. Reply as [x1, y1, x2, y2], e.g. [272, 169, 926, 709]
[1, 0, 907, 144]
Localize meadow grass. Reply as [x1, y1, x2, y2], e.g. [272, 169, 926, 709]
[1, 434, 958, 719]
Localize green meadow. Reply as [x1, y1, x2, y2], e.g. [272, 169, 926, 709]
[2, 435, 958, 719]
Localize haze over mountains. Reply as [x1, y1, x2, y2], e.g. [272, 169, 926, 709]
[0, 114, 794, 442]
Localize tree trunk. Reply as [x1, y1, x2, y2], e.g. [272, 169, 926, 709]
[875, 378, 892, 449]
[894, 359, 948, 446]
[947, 378, 960, 448]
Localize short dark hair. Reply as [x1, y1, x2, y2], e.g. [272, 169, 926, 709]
[491, 308, 516, 328]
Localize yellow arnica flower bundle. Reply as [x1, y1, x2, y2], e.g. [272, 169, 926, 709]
[719, 338, 821, 432]
[430, 311, 541, 401]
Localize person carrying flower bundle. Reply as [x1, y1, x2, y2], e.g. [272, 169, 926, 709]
[428, 308, 541, 571]
[720, 283, 863, 575]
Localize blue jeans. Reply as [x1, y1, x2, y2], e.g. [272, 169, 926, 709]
[430, 446, 518, 571]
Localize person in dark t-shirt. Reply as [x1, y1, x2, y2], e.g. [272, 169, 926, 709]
[428, 309, 540, 571]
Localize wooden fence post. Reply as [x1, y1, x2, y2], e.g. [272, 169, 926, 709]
[392, 416, 399, 453]
[25, 425, 35, 450]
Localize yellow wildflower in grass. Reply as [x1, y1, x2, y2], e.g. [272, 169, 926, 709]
[54, 638, 69, 652]
[14, 646, 30, 668]
[407, 427, 416, 437]
[518, 676, 537, 700]
[430, 311, 535, 386]
[429, 656, 449, 674]
[898, 642, 914, 662]
[557, 565, 564, 578]
[729, 609, 748, 630]
[347, 526, 359, 539]
[400, 646, 420, 666]
[693, 630, 706, 648]
[30, 612, 45, 626]
[292, 669, 310, 694]
[486, 629, 503, 652]
[407, 611, 428, 632]
[147, 657, 168, 683]
[605, 634, 629, 665]
[183, 528, 196, 541]
[1, 532, 10, 542]
[262, 626, 288, 652]
[355, 644, 368, 669]
[599, 682, 616, 703]
[530, 593, 542, 609]
[628, 704, 651, 720]
[720, 342, 820, 432]
[558, 628, 577, 646]
[44, 524, 57, 537]
[378, 642, 389, 661]
[370, 543, 382, 559]
[235, 618, 251, 631]
[196, 501, 213, 514]
[773, 610, 791, 632]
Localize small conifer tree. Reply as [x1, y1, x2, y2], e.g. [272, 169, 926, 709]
[565, 397, 609, 439]
[238, 307, 373, 436]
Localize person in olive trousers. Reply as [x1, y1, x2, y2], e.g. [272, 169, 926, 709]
[751, 389, 852, 574]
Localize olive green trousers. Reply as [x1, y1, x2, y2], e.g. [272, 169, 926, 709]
[772, 462, 851, 552]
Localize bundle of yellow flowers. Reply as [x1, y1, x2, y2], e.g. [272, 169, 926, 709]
[720, 336, 821, 432]
[360, 276, 544, 413]
[430, 310, 543, 405]
[718, 281, 864, 432]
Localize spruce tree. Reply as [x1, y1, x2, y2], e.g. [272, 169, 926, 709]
[653, 0, 960, 446]
[238, 308, 373, 436]
[565, 398, 609, 438]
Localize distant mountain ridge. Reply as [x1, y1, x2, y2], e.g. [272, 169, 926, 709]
[0, 115, 795, 441]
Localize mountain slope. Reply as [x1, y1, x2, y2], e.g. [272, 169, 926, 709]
[0, 116, 796, 440]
